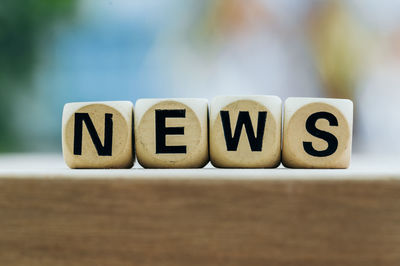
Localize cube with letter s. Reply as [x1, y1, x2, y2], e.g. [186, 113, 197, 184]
[282, 97, 353, 168]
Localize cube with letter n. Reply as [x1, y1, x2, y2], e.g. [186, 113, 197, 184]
[62, 101, 134, 169]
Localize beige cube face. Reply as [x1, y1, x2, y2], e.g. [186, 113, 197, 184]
[135, 98, 209, 168]
[62, 101, 134, 169]
[282, 97, 353, 169]
[210, 96, 282, 168]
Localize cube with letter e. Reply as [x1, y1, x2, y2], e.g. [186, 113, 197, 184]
[134, 98, 209, 168]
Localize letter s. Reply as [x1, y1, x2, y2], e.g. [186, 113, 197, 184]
[303, 111, 338, 157]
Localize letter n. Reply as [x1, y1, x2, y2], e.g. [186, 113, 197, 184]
[73, 113, 113, 156]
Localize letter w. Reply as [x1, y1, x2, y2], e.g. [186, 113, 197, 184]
[220, 111, 267, 152]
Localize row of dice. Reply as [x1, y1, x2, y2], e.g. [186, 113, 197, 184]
[62, 96, 353, 169]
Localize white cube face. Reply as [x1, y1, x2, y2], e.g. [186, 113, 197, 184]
[135, 98, 209, 168]
[62, 101, 134, 169]
[210, 95, 282, 168]
[282, 97, 353, 169]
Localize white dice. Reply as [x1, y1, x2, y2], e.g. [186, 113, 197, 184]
[282, 97, 353, 169]
[62, 96, 353, 169]
[134, 98, 209, 168]
[209, 95, 282, 168]
[62, 101, 134, 169]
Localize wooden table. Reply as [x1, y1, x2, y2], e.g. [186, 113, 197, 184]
[0, 154, 399, 266]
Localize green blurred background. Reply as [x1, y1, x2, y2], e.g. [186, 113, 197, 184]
[1, 0, 399, 154]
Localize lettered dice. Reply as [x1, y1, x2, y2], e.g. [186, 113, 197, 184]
[62, 101, 134, 169]
[135, 98, 209, 168]
[210, 95, 282, 168]
[282, 97, 353, 169]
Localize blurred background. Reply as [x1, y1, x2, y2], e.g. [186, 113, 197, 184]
[0, 0, 399, 155]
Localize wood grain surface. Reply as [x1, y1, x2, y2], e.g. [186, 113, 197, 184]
[1, 173, 400, 266]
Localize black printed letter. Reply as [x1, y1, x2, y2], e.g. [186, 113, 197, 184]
[220, 111, 267, 151]
[73, 113, 113, 156]
[303, 111, 338, 157]
[155, 109, 186, 154]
